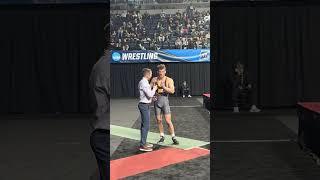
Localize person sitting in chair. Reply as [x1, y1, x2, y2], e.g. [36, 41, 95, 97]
[231, 62, 261, 113]
[181, 80, 192, 98]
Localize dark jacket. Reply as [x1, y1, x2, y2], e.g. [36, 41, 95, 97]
[181, 83, 190, 91]
[230, 70, 250, 89]
[89, 53, 110, 132]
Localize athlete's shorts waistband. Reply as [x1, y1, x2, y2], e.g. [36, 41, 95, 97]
[157, 93, 169, 97]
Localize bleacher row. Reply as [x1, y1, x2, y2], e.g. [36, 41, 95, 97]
[110, 7, 210, 50]
[111, 0, 189, 4]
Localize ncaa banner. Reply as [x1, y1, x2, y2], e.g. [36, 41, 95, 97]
[111, 49, 210, 63]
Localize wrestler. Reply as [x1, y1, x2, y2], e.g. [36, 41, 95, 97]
[151, 64, 179, 145]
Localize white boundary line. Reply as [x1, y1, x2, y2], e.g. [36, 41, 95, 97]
[194, 147, 211, 152]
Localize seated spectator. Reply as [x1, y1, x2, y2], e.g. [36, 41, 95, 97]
[230, 62, 261, 113]
[181, 81, 192, 98]
[138, 43, 146, 50]
[122, 44, 129, 51]
[175, 37, 182, 49]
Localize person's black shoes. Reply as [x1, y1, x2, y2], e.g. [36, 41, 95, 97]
[172, 137, 179, 145]
[157, 136, 179, 145]
[158, 136, 165, 144]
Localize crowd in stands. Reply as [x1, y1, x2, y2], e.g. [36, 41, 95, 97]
[111, 0, 208, 5]
[110, 7, 210, 50]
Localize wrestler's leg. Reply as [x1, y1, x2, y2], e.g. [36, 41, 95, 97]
[164, 113, 175, 136]
[156, 113, 164, 135]
[163, 98, 179, 144]
[155, 100, 165, 143]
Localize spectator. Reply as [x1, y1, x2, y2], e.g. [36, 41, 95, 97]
[182, 37, 188, 49]
[158, 34, 165, 42]
[175, 37, 182, 49]
[138, 43, 146, 50]
[230, 62, 261, 113]
[181, 81, 192, 98]
[123, 43, 129, 51]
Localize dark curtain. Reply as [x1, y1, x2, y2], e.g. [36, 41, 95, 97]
[211, 1, 320, 108]
[0, 4, 108, 113]
[111, 63, 210, 97]
[0, 1, 108, 4]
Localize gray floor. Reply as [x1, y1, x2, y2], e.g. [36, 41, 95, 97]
[212, 109, 320, 180]
[0, 100, 313, 180]
[110, 97, 210, 179]
[110, 98, 141, 155]
[110, 96, 207, 156]
[0, 114, 97, 180]
[277, 115, 299, 134]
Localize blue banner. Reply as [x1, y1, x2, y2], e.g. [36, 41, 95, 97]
[111, 49, 210, 63]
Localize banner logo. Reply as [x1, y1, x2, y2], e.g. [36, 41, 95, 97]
[112, 52, 121, 62]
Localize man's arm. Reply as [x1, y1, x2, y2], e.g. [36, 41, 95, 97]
[91, 70, 109, 119]
[163, 78, 175, 94]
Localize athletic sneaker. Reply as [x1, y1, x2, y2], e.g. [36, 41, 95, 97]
[145, 143, 153, 148]
[139, 145, 153, 152]
[249, 105, 261, 113]
[158, 136, 165, 144]
[182, 95, 185, 98]
[172, 137, 179, 145]
[188, 95, 192, 98]
[250, 107, 261, 113]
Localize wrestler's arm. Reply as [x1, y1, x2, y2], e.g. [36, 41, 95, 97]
[150, 77, 157, 86]
[163, 79, 175, 94]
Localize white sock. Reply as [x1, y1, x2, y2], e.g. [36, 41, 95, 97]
[171, 133, 175, 138]
[160, 133, 164, 137]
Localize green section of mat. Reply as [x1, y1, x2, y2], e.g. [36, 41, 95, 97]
[111, 125, 209, 150]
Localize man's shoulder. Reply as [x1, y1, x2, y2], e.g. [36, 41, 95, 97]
[92, 55, 109, 72]
[166, 77, 174, 83]
[139, 78, 145, 83]
[139, 78, 148, 85]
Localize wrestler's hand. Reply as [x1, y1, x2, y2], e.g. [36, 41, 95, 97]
[152, 96, 157, 101]
[161, 81, 166, 88]
[151, 77, 157, 85]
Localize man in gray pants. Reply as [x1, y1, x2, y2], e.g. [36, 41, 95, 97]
[138, 68, 158, 152]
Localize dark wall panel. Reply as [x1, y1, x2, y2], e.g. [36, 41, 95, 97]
[211, 1, 320, 108]
[111, 63, 210, 97]
[0, 4, 108, 113]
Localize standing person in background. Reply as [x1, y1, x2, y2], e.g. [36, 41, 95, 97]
[89, 47, 110, 180]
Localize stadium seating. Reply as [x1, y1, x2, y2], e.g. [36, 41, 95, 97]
[110, 7, 210, 50]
